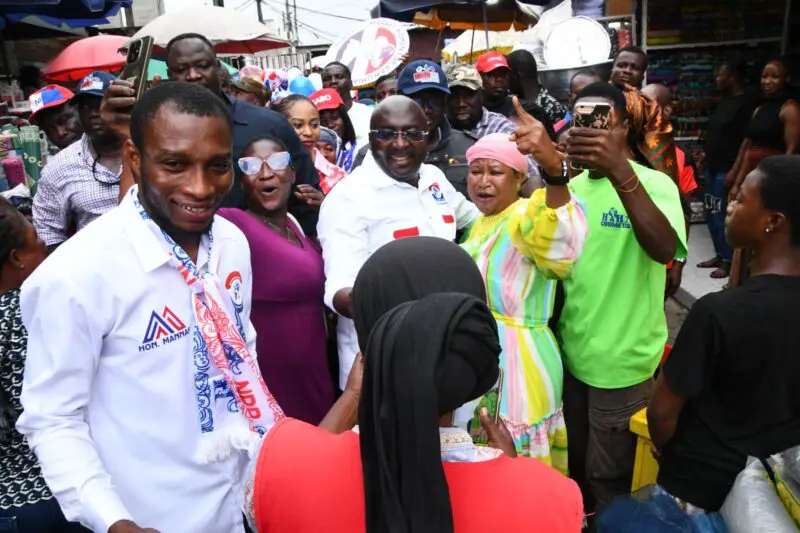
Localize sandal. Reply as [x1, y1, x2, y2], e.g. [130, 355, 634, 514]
[697, 256, 722, 268]
[710, 268, 729, 279]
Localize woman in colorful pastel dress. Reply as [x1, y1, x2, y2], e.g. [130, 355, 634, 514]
[460, 133, 588, 475]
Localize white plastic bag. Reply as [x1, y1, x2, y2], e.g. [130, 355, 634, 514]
[720, 457, 797, 533]
[782, 445, 800, 485]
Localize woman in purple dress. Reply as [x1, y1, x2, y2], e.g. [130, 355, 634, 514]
[219, 134, 334, 424]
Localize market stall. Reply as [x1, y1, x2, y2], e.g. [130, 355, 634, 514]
[642, 0, 790, 153]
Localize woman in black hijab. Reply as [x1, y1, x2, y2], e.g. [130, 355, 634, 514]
[354, 237, 501, 533]
[246, 237, 583, 533]
[352, 236, 488, 351]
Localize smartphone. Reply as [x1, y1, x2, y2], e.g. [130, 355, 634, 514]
[570, 102, 612, 171]
[118, 36, 154, 107]
[467, 368, 504, 446]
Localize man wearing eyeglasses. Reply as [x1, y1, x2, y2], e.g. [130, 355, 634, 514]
[317, 95, 479, 390]
[352, 60, 477, 196]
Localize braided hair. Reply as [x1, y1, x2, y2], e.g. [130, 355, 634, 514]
[0, 197, 26, 272]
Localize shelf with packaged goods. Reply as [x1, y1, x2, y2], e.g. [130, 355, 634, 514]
[644, 37, 783, 51]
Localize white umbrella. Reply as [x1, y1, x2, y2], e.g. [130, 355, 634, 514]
[441, 29, 520, 63]
[129, 5, 290, 54]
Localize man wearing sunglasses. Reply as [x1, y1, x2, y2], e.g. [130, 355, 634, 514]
[352, 60, 477, 196]
[318, 95, 479, 392]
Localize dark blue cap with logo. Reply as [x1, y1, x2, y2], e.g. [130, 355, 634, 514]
[72, 71, 115, 102]
[397, 60, 451, 96]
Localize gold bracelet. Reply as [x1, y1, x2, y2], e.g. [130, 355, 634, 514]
[614, 174, 638, 190]
[616, 179, 641, 193]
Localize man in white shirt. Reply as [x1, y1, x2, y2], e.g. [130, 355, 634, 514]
[18, 82, 283, 533]
[322, 61, 373, 147]
[318, 95, 479, 389]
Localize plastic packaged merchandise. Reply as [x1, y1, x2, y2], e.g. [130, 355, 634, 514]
[782, 446, 800, 485]
[772, 449, 800, 528]
[720, 457, 796, 533]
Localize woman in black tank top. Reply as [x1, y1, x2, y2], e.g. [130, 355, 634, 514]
[727, 59, 800, 287]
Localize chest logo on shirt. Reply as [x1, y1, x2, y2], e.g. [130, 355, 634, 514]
[601, 207, 631, 229]
[429, 183, 446, 204]
[139, 307, 189, 352]
[225, 272, 244, 309]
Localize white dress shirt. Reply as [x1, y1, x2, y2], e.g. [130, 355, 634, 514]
[347, 101, 374, 149]
[317, 153, 479, 388]
[17, 191, 258, 533]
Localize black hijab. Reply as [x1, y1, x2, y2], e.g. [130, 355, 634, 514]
[352, 236, 487, 353]
[353, 237, 501, 533]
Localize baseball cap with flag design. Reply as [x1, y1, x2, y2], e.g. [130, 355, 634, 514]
[72, 71, 115, 104]
[28, 84, 75, 123]
[446, 64, 482, 92]
[310, 88, 344, 111]
[475, 52, 512, 74]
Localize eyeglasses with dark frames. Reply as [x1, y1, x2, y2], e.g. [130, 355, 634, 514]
[369, 128, 428, 143]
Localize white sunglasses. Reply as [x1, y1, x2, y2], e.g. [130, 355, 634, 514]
[237, 152, 292, 175]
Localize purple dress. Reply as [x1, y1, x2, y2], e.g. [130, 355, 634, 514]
[219, 208, 334, 424]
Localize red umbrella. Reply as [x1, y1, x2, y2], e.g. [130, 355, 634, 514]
[43, 34, 127, 82]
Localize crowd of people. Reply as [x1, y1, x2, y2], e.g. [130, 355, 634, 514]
[0, 30, 798, 533]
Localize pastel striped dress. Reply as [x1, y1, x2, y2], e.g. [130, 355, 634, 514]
[461, 189, 587, 475]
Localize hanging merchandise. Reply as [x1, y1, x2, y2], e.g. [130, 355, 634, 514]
[19, 126, 43, 196]
[645, 0, 786, 47]
[2, 156, 25, 189]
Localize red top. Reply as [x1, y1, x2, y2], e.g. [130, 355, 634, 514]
[675, 147, 698, 195]
[254, 419, 584, 533]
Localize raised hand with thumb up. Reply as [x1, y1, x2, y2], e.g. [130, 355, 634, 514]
[509, 96, 564, 177]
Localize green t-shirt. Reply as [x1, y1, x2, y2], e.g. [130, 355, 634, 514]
[559, 161, 688, 389]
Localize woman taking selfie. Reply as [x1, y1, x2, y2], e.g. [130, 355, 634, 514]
[460, 133, 588, 475]
[244, 237, 584, 532]
[310, 88, 359, 172]
[218, 135, 333, 425]
[278, 94, 347, 193]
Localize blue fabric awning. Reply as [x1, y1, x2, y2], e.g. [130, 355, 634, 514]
[0, 0, 131, 30]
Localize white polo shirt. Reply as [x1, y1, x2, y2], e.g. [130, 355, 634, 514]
[18, 191, 259, 533]
[348, 101, 374, 149]
[318, 152, 479, 388]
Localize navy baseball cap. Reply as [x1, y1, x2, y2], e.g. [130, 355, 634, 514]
[397, 60, 451, 96]
[72, 71, 115, 103]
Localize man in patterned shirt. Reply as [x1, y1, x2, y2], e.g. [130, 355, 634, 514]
[507, 49, 568, 125]
[33, 71, 121, 251]
[445, 63, 542, 193]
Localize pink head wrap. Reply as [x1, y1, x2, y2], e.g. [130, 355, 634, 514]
[465, 133, 527, 174]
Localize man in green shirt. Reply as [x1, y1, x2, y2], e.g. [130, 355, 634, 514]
[535, 82, 686, 514]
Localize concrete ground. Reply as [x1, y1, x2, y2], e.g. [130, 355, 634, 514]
[666, 298, 688, 345]
[674, 224, 727, 307]
[666, 223, 725, 344]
